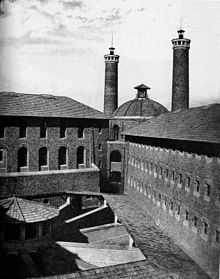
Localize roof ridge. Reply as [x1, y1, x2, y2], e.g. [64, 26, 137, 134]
[124, 98, 137, 116]
[14, 197, 26, 222]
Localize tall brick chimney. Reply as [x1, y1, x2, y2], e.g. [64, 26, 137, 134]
[104, 43, 119, 117]
[171, 29, 191, 111]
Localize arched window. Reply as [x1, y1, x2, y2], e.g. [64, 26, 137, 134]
[77, 146, 85, 168]
[58, 147, 67, 169]
[17, 147, 28, 171]
[39, 147, 48, 170]
[112, 125, 119, 140]
[110, 150, 121, 162]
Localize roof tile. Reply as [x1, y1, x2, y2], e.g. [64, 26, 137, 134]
[122, 104, 220, 143]
[0, 92, 106, 119]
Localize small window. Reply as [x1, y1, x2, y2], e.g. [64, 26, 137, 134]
[17, 147, 28, 171]
[170, 201, 173, 210]
[203, 222, 208, 235]
[178, 174, 182, 184]
[204, 183, 211, 197]
[0, 126, 5, 138]
[0, 150, 3, 161]
[215, 230, 220, 243]
[98, 127, 102, 134]
[186, 177, 190, 188]
[164, 197, 167, 206]
[98, 143, 102, 151]
[185, 210, 189, 220]
[158, 194, 161, 202]
[195, 180, 200, 192]
[176, 205, 180, 215]
[58, 146, 67, 168]
[39, 147, 48, 170]
[40, 122, 47, 138]
[164, 169, 169, 178]
[78, 127, 84, 138]
[43, 198, 49, 204]
[19, 125, 27, 138]
[60, 126, 66, 138]
[193, 216, 198, 227]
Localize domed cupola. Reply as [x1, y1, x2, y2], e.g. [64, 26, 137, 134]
[113, 84, 168, 118]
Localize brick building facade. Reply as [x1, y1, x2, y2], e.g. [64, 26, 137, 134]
[0, 93, 109, 196]
[122, 104, 220, 278]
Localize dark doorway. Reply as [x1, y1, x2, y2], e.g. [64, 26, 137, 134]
[109, 150, 122, 194]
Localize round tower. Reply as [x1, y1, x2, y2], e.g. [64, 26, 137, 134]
[171, 29, 191, 111]
[104, 45, 119, 117]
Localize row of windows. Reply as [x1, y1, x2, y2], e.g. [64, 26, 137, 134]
[128, 176, 220, 245]
[128, 157, 219, 203]
[17, 146, 86, 171]
[0, 126, 103, 139]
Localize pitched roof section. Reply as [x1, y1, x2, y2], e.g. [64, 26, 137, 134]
[0, 196, 59, 223]
[122, 104, 220, 144]
[0, 92, 106, 119]
[33, 260, 176, 279]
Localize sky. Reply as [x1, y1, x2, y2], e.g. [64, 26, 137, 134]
[0, 0, 220, 112]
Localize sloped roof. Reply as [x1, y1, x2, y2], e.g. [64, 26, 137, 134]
[0, 196, 59, 223]
[122, 104, 220, 144]
[33, 260, 176, 279]
[113, 98, 168, 117]
[0, 92, 106, 119]
[134, 84, 151, 90]
[34, 193, 209, 279]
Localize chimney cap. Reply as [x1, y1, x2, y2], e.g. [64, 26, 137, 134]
[134, 84, 151, 90]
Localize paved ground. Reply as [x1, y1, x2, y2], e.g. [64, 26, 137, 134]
[103, 193, 210, 279]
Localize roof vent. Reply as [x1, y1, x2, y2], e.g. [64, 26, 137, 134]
[134, 84, 151, 99]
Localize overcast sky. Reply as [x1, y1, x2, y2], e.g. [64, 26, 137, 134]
[0, 0, 220, 112]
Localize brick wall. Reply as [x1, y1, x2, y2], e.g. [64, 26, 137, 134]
[104, 61, 118, 116]
[125, 141, 219, 279]
[0, 116, 109, 195]
[110, 118, 148, 141]
[172, 47, 189, 111]
[0, 166, 100, 197]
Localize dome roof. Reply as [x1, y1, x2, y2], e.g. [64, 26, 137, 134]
[114, 98, 168, 117]
[113, 84, 168, 117]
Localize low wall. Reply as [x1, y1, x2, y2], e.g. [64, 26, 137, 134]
[0, 166, 100, 197]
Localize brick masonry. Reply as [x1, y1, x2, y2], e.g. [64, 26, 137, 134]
[104, 57, 119, 117]
[172, 47, 189, 111]
[0, 116, 109, 196]
[125, 141, 220, 279]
